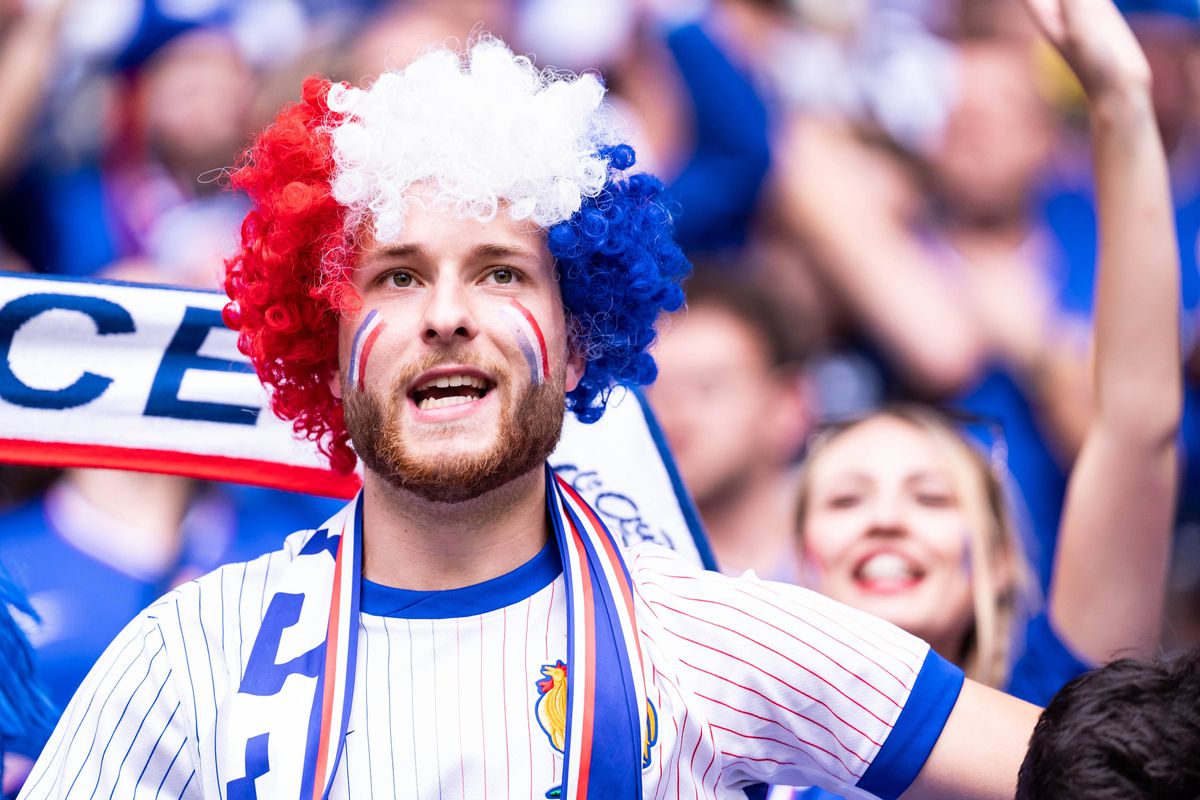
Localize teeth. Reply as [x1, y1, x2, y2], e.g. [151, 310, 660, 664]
[859, 553, 916, 581]
[418, 395, 476, 410]
[415, 374, 488, 392]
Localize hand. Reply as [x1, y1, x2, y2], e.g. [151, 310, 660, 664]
[1020, 0, 1151, 99]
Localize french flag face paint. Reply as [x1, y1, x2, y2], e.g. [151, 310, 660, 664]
[501, 299, 549, 385]
[347, 310, 387, 392]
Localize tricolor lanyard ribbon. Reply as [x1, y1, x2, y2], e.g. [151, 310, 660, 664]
[234, 464, 647, 800]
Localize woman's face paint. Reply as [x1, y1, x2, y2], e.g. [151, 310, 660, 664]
[348, 309, 388, 391]
[501, 299, 549, 385]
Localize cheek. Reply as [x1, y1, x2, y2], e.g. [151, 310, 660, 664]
[500, 300, 549, 385]
[799, 514, 859, 578]
[918, 513, 973, 570]
[348, 310, 388, 392]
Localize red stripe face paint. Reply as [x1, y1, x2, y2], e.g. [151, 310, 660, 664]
[500, 300, 549, 385]
[348, 310, 387, 391]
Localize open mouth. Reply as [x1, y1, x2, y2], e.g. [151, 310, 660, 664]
[852, 552, 925, 592]
[409, 373, 494, 411]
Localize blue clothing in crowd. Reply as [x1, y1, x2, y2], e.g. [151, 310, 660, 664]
[0, 482, 341, 713]
[663, 22, 771, 254]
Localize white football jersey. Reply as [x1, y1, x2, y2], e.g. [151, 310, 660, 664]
[21, 527, 959, 800]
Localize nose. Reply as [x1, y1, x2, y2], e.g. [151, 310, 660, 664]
[420, 277, 477, 345]
[865, 494, 906, 538]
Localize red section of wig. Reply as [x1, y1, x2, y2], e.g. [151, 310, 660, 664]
[224, 76, 360, 474]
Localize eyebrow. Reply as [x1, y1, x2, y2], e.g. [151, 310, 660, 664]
[370, 244, 423, 259]
[906, 471, 953, 486]
[819, 469, 950, 486]
[471, 243, 543, 262]
[366, 243, 543, 262]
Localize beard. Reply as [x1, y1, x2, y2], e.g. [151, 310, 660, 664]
[343, 350, 567, 503]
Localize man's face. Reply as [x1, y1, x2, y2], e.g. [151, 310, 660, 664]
[339, 202, 584, 502]
[648, 304, 807, 506]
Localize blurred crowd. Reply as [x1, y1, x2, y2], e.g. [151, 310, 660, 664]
[1, 0, 1199, 792]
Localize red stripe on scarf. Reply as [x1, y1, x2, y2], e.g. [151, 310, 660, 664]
[0, 439, 361, 498]
[313, 526, 347, 799]
[569, 514, 597, 800]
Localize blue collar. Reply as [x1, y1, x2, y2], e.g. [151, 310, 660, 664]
[360, 538, 562, 618]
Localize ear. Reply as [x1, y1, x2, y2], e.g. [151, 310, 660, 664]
[565, 348, 586, 393]
[765, 366, 815, 462]
[328, 365, 344, 401]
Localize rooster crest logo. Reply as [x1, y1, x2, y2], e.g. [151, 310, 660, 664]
[535, 660, 570, 754]
[534, 659, 659, 798]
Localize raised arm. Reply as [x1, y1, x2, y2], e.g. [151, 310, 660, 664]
[772, 116, 989, 395]
[1030, 0, 1181, 664]
[900, 2, 1179, 794]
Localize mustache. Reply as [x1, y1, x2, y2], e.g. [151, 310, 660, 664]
[384, 348, 512, 398]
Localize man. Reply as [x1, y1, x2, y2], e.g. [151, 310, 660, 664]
[1017, 647, 1200, 799]
[21, 34, 1040, 800]
[649, 266, 811, 582]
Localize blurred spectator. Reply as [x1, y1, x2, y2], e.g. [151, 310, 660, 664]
[776, 6, 1183, 795]
[0, 0, 71, 282]
[101, 26, 256, 287]
[768, 17, 1200, 591]
[0, 469, 342, 712]
[654, 11, 772, 253]
[0, 0, 70, 185]
[343, 0, 510, 80]
[0, 569, 55, 799]
[649, 265, 813, 580]
[922, 37, 1094, 587]
[540, 1, 774, 255]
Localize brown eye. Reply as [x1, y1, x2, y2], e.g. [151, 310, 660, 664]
[389, 272, 414, 288]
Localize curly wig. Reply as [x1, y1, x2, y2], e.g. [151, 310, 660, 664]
[224, 44, 688, 474]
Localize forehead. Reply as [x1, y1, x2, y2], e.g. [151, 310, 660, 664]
[810, 417, 954, 483]
[656, 305, 772, 372]
[356, 200, 553, 269]
[955, 43, 1045, 115]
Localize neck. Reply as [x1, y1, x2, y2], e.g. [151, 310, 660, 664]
[701, 467, 801, 580]
[361, 464, 551, 591]
[59, 469, 192, 576]
[943, 212, 1032, 251]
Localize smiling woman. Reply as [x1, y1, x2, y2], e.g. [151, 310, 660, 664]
[798, 406, 1030, 690]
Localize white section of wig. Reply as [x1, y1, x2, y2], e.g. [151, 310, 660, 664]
[325, 38, 618, 242]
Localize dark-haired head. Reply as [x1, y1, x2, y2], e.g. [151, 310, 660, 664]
[1017, 646, 1200, 799]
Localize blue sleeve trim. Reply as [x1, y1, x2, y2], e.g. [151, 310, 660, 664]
[856, 649, 965, 800]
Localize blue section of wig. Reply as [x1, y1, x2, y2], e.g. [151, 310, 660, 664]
[0, 570, 55, 757]
[548, 144, 690, 423]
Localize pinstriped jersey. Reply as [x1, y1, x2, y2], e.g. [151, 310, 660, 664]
[20, 525, 961, 800]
